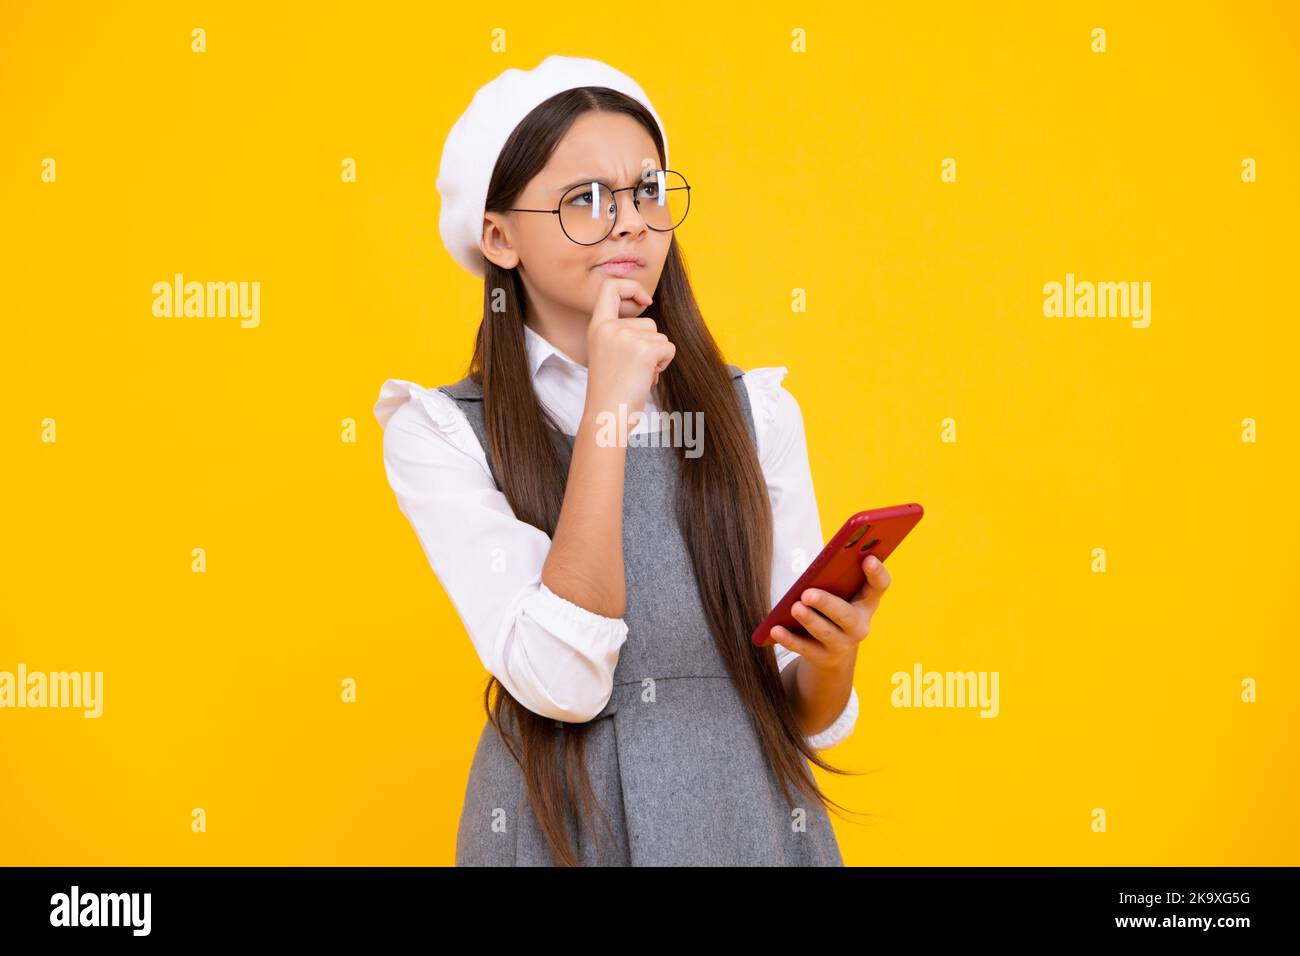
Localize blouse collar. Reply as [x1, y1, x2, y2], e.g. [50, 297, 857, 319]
[523, 321, 587, 379]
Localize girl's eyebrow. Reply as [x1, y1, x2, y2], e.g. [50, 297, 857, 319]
[555, 171, 660, 194]
[555, 176, 611, 193]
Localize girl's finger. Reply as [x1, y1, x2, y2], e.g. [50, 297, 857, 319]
[853, 555, 892, 610]
[790, 600, 843, 647]
[800, 587, 860, 635]
[590, 278, 654, 329]
[766, 624, 820, 658]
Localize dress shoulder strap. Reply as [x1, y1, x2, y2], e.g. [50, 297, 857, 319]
[437, 373, 483, 402]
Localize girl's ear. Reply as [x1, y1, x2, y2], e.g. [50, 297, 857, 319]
[480, 213, 519, 270]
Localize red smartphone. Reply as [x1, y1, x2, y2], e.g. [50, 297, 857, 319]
[751, 503, 924, 647]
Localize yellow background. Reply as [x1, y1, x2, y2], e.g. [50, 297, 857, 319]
[1, 1, 1296, 865]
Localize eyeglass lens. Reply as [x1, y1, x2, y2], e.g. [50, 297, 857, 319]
[559, 169, 689, 244]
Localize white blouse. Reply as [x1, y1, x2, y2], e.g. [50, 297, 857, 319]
[373, 323, 859, 750]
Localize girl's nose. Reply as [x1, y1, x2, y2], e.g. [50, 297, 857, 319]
[610, 190, 647, 236]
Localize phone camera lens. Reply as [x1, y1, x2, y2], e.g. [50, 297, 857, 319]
[845, 525, 871, 548]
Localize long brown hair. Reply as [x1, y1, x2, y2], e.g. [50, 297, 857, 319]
[463, 86, 865, 865]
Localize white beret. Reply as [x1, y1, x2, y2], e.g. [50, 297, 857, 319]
[436, 54, 670, 279]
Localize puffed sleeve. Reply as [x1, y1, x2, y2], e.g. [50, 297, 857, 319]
[374, 378, 629, 723]
[744, 367, 860, 750]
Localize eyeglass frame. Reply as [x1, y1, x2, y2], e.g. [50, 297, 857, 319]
[508, 168, 691, 245]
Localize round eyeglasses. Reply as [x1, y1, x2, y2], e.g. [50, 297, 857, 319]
[509, 169, 691, 245]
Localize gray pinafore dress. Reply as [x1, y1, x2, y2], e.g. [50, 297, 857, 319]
[437, 365, 844, 866]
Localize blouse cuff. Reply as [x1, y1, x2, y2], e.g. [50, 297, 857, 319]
[804, 686, 860, 751]
[527, 581, 630, 652]
[774, 647, 860, 749]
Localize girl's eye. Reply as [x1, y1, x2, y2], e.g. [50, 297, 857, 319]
[637, 183, 660, 202]
[567, 186, 611, 209]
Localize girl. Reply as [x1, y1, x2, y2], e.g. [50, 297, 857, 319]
[373, 55, 893, 866]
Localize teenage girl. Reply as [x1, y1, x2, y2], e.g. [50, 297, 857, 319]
[373, 55, 893, 866]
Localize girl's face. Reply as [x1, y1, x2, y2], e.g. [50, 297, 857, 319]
[482, 110, 672, 322]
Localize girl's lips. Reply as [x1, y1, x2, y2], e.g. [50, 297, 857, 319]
[596, 260, 643, 277]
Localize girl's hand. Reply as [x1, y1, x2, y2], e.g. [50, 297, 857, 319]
[585, 276, 675, 426]
[768, 554, 891, 671]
